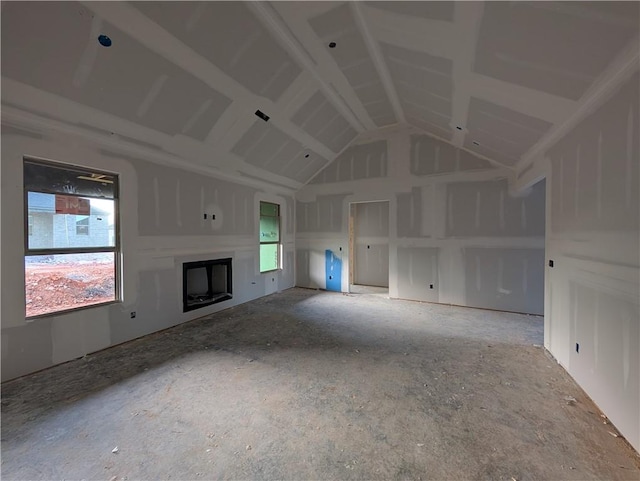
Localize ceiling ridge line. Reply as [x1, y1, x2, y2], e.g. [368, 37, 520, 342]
[516, 34, 640, 174]
[247, 1, 368, 134]
[350, 2, 406, 124]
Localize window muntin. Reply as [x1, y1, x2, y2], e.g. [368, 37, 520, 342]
[24, 158, 119, 318]
[259, 201, 280, 273]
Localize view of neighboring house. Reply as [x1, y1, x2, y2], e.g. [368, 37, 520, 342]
[27, 192, 113, 249]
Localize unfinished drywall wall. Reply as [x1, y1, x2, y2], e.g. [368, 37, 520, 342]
[544, 71, 639, 452]
[1, 124, 295, 382]
[296, 127, 545, 315]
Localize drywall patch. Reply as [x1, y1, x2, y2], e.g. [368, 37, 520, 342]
[380, 42, 453, 138]
[397, 247, 439, 302]
[231, 120, 327, 183]
[136, 159, 257, 236]
[474, 2, 639, 100]
[296, 194, 349, 233]
[291, 91, 357, 152]
[465, 97, 552, 166]
[134, 2, 301, 102]
[548, 71, 639, 233]
[464, 247, 544, 315]
[1, 2, 233, 138]
[311, 140, 388, 184]
[308, 3, 396, 128]
[446, 178, 545, 237]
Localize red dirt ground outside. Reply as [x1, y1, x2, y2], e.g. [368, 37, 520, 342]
[25, 263, 115, 317]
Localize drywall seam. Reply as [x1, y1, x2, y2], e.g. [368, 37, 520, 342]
[517, 36, 639, 174]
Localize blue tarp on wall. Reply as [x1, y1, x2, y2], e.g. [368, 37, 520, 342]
[325, 249, 341, 292]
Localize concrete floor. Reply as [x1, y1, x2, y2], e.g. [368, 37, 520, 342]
[2, 288, 638, 480]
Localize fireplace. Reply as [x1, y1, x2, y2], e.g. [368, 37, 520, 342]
[183, 258, 232, 312]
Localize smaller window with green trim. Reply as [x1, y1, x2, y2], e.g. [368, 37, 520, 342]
[259, 201, 280, 273]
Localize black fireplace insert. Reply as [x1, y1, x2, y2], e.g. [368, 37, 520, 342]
[183, 258, 232, 312]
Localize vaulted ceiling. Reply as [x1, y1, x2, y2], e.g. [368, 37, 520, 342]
[2, 2, 638, 191]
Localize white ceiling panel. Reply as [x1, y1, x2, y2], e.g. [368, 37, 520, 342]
[381, 42, 453, 139]
[133, 1, 301, 102]
[1, 0, 637, 188]
[291, 91, 357, 152]
[1, 1, 232, 141]
[231, 120, 328, 183]
[465, 97, 553, 166]
[474, 2, 639, 100]
[308, 3, 396, 128]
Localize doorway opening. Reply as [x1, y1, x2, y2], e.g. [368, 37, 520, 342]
[349, 200, 390, 296]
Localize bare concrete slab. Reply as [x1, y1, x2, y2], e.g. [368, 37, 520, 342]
[2, 288, 638, 480]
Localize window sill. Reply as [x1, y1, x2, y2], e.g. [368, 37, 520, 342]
[26, 299, 121, 321]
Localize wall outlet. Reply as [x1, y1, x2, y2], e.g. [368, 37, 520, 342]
[130, 311, 136, 319]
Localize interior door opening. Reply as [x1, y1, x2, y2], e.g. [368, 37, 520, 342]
[349, 200, 390, 295]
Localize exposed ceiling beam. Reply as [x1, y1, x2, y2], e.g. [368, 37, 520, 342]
[516, 34, 640, 174]
[350, 2, 405, 124]
[450, 2, 485, 148]
[248, 1, 369, 133]
[81, 1, 336, 161]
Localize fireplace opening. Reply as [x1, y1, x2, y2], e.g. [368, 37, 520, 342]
[183, 258, 232, 312]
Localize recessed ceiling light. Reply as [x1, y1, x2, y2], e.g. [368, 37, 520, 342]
[472, 141, 480, 146]
[98, 34, 112, 47]
[328, 42, 336, 48]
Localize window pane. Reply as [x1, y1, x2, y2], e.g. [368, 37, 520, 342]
[260, 244, 278, 272]
[260, 215, 280, 243]
[27, 192, 115, 249]
[24, 160, 116, 198]
[25, 252, 116, 317]
[260, 202, 278, 217]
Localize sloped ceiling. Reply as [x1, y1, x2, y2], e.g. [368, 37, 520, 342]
[1, 1, 638, 191]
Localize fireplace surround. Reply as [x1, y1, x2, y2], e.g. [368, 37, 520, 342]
[182, 258, 232, 312]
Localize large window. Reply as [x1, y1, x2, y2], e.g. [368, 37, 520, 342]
[24, 158, 119, 318]
[259, 201, 280, 273]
